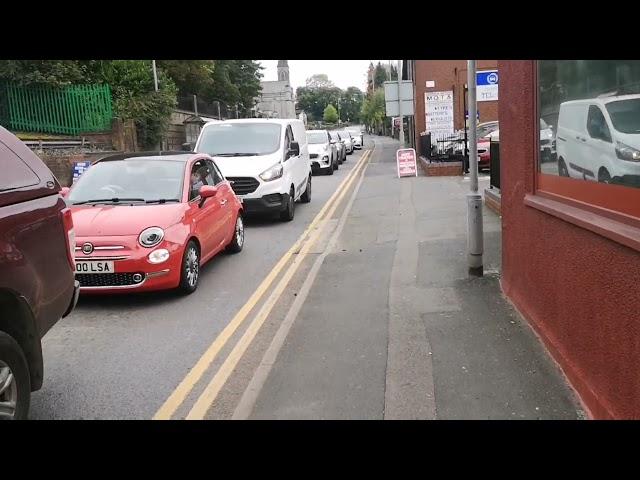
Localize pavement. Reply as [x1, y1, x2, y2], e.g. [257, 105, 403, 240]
[30, 134, 585, 420]
[222, 136, 584, 420]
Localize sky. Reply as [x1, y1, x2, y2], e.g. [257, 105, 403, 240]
[258, 60, 397, 92]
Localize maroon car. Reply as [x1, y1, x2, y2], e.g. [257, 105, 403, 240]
[0, 126, 79, 420]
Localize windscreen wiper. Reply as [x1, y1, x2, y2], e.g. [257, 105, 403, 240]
[72, 198, 146, 205]
[145, 198, 180, 204]
[214, 152, 259, 157]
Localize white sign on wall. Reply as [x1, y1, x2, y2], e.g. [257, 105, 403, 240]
[425, 91, 454, 137]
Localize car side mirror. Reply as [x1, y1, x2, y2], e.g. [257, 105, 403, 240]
[198, 185, 218, 207]
[288, 141, 300, 157]
[60, 187, 70, 197]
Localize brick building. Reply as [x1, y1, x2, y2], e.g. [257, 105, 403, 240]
[410, 60, 499, 157]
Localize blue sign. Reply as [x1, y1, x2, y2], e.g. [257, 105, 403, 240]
[465, 110, 480, 120]
[72, 161, 91, 184]
[477, 70, 499, 86]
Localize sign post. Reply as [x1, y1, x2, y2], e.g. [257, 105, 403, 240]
[396, 148, 417, 178]
[72, 161, 91, 184]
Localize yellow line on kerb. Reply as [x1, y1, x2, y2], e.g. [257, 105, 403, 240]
[185, 148, 371, 420]
[153, 149, 371, 420]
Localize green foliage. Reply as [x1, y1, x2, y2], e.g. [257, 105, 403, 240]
[157, 60, 215, 98]
[339, 87, 364, 123]
[323, 104, 339, 123]
[296, 73, 363, 123]
[0, 60, 90, 87]
[361, 88, 386, 130]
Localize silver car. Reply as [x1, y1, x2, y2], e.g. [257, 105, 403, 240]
[347, 128, 364, 149]
[330, 131, 346, 164]
[338, 130, 354, 154]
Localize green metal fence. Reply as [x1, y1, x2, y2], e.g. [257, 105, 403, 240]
[0, 83, 113, 135]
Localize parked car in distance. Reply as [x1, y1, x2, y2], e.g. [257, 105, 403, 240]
[64, 152, 244, 295]
[338, 130, 354, 154]
[347, 128, 364, 149]
[0, 125, 79, 420]
[556, 94, 640, 185]
[307, 130, 338, 175]
[195, 119, 311, 221]
[329, 131, 346, 164]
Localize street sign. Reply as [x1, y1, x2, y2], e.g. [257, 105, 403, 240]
[384, 80, 415, 117]
[396, 148, 417, 178]
[477, 70, 499, 102]
[465, 110, 480, 119]
[72, 161, 91, 184]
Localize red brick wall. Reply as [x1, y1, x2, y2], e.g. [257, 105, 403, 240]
[413, 60, 499, 156]
[500, 60, 640, 419]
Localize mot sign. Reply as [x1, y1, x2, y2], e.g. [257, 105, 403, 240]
[396, 148, 417, 178]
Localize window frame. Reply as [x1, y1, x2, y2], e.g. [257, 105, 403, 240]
[530, 60, 640, 251]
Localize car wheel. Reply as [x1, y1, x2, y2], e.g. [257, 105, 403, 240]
[598, 168, 611, 184]
[300, 174, 312, 203]
[179, 240, 200, 294]
[333, 157, 339, 170]
[558, 158, 569, 177]
[0, 332, 30, 420]
[280, 188, 295, 221]
[326, 164, 334, 175]
[226, 214, 244, 253]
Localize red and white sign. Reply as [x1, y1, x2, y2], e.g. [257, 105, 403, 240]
[396, 148, 417, 178]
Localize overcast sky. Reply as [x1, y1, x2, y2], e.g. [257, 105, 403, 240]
[258, 60, 397, 92]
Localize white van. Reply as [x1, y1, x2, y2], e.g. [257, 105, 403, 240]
[194, 119, 311, 221]
[556, 94, 640, 183]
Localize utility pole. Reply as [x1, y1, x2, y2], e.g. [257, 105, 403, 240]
[397, 60, 404, 148]
[466, 60, 483, 276]
[216, 101, 221, 119]
[152, 60, 159, 92]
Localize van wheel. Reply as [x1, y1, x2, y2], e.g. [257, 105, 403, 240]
[598, 168, 611, 184]
[301, 174, 312, 203]
[0, 332, 30, 420]
[558, 158, 569, 177]
[280, 188, 295, 221]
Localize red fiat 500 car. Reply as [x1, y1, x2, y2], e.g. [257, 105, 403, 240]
[63, 152, 244, 294]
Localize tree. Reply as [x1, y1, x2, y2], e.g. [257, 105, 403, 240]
[323, 104, 339, 124]
[306, 74, 335, 89]
[339, 87, 364, 123]
[156, 60, 215, 98]
[361, 88, 386, 132]
[0, 60, 90, 86]
[374, 62, 389, 88]
[227, 60, 263, 116]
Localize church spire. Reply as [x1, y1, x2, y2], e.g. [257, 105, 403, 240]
[277, 60, 290, 83]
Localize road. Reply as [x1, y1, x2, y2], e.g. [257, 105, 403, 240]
[30, 140, 370, 419]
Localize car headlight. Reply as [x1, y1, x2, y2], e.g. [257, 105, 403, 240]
[139, 227, 164, 248]
[259, 163, 284, 181]
[148, 248, 170, 264]
[615, 141, 640, 162]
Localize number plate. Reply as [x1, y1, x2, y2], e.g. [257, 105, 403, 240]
[75, 261, 115, 273]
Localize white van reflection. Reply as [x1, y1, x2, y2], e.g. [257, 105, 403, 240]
[556, 94, 640, 187]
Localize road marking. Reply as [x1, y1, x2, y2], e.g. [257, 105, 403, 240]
[185, 148, 373, 420]
[153, 149, 371, 420]
[231, 141, 375, 420]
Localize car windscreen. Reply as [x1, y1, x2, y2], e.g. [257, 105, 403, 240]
[329, 132, 339, 140]
[339, 131, 351, 138]
[68, 159, 185, 204]
[477, 123, 498, 137]
[540, 118, 550, 130]
[605, 99, 640, 134]
[198, 123, 282, 155]
[308, 132, 328, 144]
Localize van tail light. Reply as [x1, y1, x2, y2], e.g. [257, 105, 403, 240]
[61, 207, 76, 270]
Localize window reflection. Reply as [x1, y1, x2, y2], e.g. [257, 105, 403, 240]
[539, 60, 640, 189]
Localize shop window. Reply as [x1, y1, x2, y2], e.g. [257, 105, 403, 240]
[537, 60, 640, 219]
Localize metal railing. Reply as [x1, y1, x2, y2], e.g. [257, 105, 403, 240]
[0, 82, 112, 135]
[176, 95, 252, 120]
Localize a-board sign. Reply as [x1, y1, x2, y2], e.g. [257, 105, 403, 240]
[396, 148, 417, 178]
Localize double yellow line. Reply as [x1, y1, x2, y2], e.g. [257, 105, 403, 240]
[154, 148, 373, 420]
